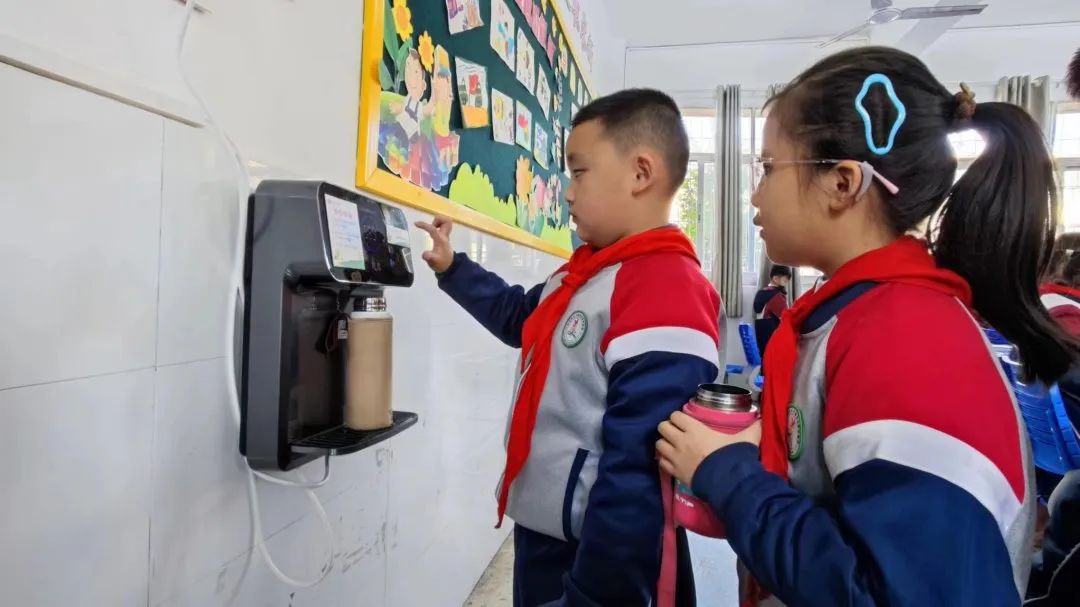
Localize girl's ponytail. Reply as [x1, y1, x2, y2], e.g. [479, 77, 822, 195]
[935, 101, 1080, 383]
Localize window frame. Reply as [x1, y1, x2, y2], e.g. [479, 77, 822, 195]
[686, 153, 712, 253]
[741, 108, 765, 285]
[1052, 104, 1080, 232]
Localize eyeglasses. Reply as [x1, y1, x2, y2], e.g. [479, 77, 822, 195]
[751, 157, 900, 197]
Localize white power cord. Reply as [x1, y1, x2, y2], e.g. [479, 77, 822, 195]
[177, 0, 335, 587]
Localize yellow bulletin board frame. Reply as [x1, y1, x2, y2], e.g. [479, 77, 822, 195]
[355, 0, 596, 259]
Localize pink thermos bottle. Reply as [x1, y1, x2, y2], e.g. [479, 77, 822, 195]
[658, 383, 759, 607]
[673, 383, 759, 537]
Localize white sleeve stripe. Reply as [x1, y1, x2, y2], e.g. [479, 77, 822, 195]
[1041, 293, 1080, 311]
[604, 326, 719, 370]
[823, 419, 1023, 536]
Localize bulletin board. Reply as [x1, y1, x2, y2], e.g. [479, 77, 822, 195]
[356, 0, 596, 258]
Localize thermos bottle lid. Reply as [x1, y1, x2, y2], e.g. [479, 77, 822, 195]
[694, 383, 754, 412]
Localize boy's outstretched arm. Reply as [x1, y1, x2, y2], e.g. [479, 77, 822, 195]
[417, 217, 545, 348]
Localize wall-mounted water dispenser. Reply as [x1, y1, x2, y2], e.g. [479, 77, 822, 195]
[240, 180, 418, 470]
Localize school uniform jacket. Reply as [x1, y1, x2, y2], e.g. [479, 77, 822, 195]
[693, 282, 1035, 606]
[1043, 291, 1080, 431]
[439, 249, 723, 605]
[1042, 291, 1080, 342]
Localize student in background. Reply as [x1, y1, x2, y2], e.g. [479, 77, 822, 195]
[1027, 49, 1080, 607]
[1030, 237, 1080, 601]
[752, 265, 791, 354]
[418, 89, 720, 607]
[657, 46, 1073, 605]
[1040, 234, 1080, 337]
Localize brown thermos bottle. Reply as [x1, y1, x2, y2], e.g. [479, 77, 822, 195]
[344, 297, 393, 430]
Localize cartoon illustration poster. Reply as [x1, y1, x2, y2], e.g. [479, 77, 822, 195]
[534, 127, 549, 169]
[553, 125, 562, 170]
[515, 101, 533, 150]
[455, 57, 490, 128]
[377, 30, 460, 191]
[446, 0, 483, 34]
[492, 88, 515, 145]
[516, 28, 536, 94]
[490, 0, 516, 70]
[536, 74, 552, 119]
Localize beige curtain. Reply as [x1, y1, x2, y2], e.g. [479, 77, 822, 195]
[712, 85, 743, 317]
[996, 76, 1055, 143]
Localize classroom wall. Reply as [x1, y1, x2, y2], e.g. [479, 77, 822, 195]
[0, 0, 621, 605]
[554, 0, 627, 96]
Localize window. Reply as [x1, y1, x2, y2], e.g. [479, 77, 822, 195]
[677, 110, 766, 284]
[673, 157, 716, 276]
[741, 109, 766, 280]
[949, 129, 985, 160]
[740, 113, 765, 156]
[950, 129, 984, 184]
[683, 114, 716, 155]
[1056, 106, 1080, 233]
[1054, 111, 1080, 159]
[949, 106, 1080, 233]
[675, 103, 1080, 298]
[676, 112, 723, 277]
[1062, 170, 1080, 231]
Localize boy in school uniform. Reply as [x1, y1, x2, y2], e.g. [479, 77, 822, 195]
[752, 265, 791, 354]
[416, 89, 722, 607]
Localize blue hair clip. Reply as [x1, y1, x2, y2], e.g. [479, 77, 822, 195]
[855, 73, 907, 156]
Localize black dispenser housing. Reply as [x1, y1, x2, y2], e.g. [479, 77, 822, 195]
[240, 180, 418, 470]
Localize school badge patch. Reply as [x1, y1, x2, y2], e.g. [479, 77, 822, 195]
[561, 311, 588, 348]
[787, 404, 804, 461]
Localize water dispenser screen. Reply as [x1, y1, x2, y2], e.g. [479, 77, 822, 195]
[324, 194, 367, 271]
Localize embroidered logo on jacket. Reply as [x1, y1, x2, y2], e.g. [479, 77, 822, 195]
[561, 311, 588, 348]
[788, 404, 805, 461]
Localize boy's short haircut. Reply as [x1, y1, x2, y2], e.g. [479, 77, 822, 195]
[572, 88, 690, 194]
[771, 265, 792, 279]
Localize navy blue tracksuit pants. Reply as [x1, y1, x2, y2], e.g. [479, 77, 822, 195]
[513, 525, 696, 607]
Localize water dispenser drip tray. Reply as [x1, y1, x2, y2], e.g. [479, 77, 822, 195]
[291, 411, 418, 456]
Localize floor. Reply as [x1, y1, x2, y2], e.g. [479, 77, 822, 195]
[464, 535, 514, 606]
[462, 533, 739, 606]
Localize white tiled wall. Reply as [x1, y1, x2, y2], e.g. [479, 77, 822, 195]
[0, 61, 163, 391]
[0, 58, 561, 607]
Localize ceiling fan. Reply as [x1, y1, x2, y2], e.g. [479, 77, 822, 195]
[818, 0, 987, 47]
